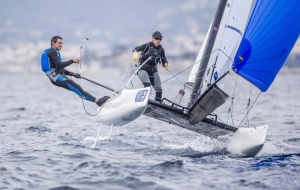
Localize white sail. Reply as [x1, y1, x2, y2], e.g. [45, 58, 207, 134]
[213, 0, 256, 90]
[187, 0, 257, 128]
[199, 3, 231, 92]
[186, 0, 255, 97]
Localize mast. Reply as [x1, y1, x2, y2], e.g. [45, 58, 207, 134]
[188, 0, 227, 107]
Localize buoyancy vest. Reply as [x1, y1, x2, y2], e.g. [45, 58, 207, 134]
[140, 43, 162, 66]
[40, 48, 61, 73]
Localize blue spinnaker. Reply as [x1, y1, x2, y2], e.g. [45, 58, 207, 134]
[232, 0, 300, 92]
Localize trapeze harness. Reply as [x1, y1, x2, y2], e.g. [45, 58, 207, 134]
[40, 48, 96, 102]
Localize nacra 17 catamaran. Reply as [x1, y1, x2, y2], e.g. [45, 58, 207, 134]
[91, 0, 300, 156]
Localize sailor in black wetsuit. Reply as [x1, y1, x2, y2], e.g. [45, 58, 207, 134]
[132, 31, 169, 102]
[41, 36, 109, 106]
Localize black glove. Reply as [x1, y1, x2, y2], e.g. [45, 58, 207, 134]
[72, 73, 81, 79]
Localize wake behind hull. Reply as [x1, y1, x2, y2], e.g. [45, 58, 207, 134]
[144, 99, 268, 157]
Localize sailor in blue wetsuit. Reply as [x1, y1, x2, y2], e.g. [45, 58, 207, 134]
[41, 36, 109, 106]
[132, 31, 169, 102]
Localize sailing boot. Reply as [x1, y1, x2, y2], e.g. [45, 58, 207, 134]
[96, 96, 110, 107]
[155, 88, 162, 102]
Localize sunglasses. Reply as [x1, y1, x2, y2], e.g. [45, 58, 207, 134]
[154, 37, 162, 41]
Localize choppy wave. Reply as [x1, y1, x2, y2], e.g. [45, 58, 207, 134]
[0, 74, 300, 189]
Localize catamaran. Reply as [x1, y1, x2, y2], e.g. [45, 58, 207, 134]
[91, 0, 300, 156]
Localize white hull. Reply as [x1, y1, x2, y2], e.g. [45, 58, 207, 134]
[96, 87, 150, 126]
[229, 125, 268, 157]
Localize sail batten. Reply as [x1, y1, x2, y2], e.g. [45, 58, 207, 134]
[246, 0, 278, 41]
[233, 0, 300, 92]
[248, 29, 300, 61]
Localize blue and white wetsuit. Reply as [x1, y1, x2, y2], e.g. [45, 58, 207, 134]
[41, 47, 96, 102]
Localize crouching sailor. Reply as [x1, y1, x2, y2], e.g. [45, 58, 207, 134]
[41, 35, 110, 107]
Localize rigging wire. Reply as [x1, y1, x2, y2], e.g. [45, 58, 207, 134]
[148, 48, 230, 97]
[197, 48, 266, 128]
[183, 48, 266, 128]
[72, 11, 109, 58]
[141, 49, 228, 103]
[245, 84, 253, 127]
[73, 0, 165, 116]
[155, 57, 189, 91]
[137, 47, 266, 128]
[237, 91, 262, 128]
[224, 72, 236, 127]
[226, 72, 265, 127]
[138, 0, 166, 45]
[117, 0, 166, 92]
[73, 10, 118, 91]
[70, 10, 112, 116]
[159, 48, 224, 86]
[67, 75, 103, 116]
[78, 38, 115, 89]
[73, 22, 266, 127]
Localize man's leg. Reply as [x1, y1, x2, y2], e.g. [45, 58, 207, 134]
[51, 75, 109, 106]
[49, 74, 110, 106]
[53, 75, 96, 102]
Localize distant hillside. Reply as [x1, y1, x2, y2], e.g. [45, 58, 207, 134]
[0, 0, 218, 45]
[0, 0, 299, 73]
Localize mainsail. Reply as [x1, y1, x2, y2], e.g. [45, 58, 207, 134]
[233, 0, 300, 92]
[187, 1, 256, 98]
[188, 0, 227, 107]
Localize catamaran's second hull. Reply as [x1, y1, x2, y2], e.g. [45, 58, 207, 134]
[229, 125, 268, 157]
[97, 87, 150, 126]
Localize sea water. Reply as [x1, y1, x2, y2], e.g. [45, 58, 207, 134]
[0, 72, 299, 190]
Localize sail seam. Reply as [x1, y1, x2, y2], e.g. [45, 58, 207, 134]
[225, 24, 242, 36]
[250, 2, 300, 49]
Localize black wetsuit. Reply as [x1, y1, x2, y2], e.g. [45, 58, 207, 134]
[41, 47, 96, 102]
[133, 42, 168, 101]
[133, 42, 168, 70]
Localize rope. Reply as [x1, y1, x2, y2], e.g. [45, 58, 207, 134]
[81, 99, 102, 116]
[80, 47, 115, 89]
[226, 72, 265, 127]
[72, 11, 109, 58]
[132, 49, 231, 102]
[237, 92, 262, 128]
[139, 0, 166, 44]
[227, 72, 238, 127]
[118, 0, 166, 91]
[146, 48, 266, 128]
[67, 75, 101, 116]
[72, 11, 117, 91]
[245, 84, 253, 127]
